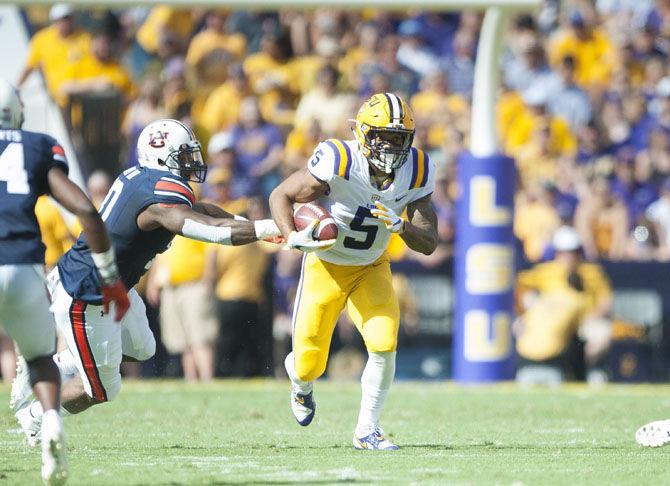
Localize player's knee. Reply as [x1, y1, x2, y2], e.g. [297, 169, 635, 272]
[26, 354, 59, 386]
[366, 337, 397, 353]
[135, 335, 156, 362]
[294, 350, 327, 382]
[362, 315, 398, 353]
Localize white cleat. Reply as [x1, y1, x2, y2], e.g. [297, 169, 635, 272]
[10, 355, 33, 412]
[636, 419, 670, 448]
[353, 426, 399, 450]
[290, 390, 316, 427]
[41, 411, 68, 485]
[15, 404, 42, 447]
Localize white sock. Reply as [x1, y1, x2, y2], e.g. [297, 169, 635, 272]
[29, 400, 43, 418]
[355, 351, 396, 437]
[284, 352, 313, 395]
[41, 409, 63, 442]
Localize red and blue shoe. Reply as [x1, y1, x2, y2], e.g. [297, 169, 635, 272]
[353, 426, 399, 450]
[290, 391, 316, 427]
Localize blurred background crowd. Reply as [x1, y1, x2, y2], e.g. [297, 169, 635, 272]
[10, 0, 670, 384]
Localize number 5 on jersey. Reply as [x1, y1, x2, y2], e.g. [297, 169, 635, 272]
[343, 206, 378, 250]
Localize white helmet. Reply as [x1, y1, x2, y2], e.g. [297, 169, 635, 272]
[0, 78, 24, 130]
[136, 119, 206, 182]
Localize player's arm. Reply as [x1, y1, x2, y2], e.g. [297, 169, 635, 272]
[401, 194, 438, 255]
[269, 168, 335, 252]
[269, 168, 328, 237]
[47, 167, 130, 320]
[136, 203, 280, 245]
[371, 194, 438, 255]
[192, 202, 236, 219]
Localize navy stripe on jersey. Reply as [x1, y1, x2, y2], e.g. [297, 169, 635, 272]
[409, 147, 419, 189]
[324, 140, 341, 176]
[342, 141, 352, 179]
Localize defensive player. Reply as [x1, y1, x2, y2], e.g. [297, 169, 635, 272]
[0, 78, 129, 484]
[12, 118, 286, 443]
[270, 93, 437, 449]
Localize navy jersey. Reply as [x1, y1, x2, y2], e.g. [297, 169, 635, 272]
[0, 129, 68, 265]
[58, 166, 196, 304]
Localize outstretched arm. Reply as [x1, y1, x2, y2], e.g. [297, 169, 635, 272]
[192, 202, 236, 219]
[137, 203, 279, 245]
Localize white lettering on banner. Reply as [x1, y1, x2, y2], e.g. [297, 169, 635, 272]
[463, 310, 511, 361]
[469, 176, 511, 227]
[465, 244, 513, 294]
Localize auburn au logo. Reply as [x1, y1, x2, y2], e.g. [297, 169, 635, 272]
[149, 131, 169, 148]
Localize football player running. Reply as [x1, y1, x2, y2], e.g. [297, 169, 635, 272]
[12, 118, 282, 444]
[0, 79, 129, 484]
[270, 93, 437, 450]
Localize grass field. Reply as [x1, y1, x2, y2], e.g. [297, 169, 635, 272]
[0, 380, 669, 485]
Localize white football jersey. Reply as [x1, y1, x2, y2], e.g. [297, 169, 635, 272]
[307, 138, 435, 266]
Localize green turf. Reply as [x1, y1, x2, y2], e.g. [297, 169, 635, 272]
[1, 380, 669, 485]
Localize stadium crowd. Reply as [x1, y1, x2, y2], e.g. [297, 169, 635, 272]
[13, 1, 670, 381]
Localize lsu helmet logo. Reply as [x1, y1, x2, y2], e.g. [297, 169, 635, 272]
[148, 131, 169, 148]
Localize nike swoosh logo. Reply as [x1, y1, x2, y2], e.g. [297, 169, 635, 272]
[395, 195, 407, 202]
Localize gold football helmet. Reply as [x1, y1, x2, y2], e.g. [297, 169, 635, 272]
[353, 92, 415, 173]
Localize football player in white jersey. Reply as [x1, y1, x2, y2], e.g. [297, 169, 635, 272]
[270, 92, 438, 450]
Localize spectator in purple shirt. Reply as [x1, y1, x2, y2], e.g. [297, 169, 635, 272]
[610, 147, 658, 223]
[229, 96, 284, 199]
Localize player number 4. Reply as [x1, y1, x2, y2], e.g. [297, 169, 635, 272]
[0, 142, 29, 194]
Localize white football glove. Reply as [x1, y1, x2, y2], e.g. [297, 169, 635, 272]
[285, 220, 336, 253]
[370, 202, 406, 234]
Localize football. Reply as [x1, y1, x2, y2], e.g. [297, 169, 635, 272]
[293, 203, 338, 241]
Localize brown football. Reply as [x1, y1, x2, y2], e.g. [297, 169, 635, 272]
[293, 203, 338, 241]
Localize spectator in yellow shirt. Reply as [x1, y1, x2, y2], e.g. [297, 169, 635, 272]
[146, 236, 218, 382]
[59, 31, 135, 106]
[186, 10, 246, 82]
[18, 4, 91, 99]
[35, 195, 75, 269]
[284, 118, 324, 174]
[293, 65, 357, 138]
[135, 6, 194, 57]
[410, 71, 469, 148]
[514, 183, 561, 262]
[548, 10, 617, 90]
[504, 83, 577, 157]
[515, 226, 613, 385]
[243, 31, 293, 94]
[200, 64, 253, 134]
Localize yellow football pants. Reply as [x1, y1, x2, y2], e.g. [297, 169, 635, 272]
[291, 252, 400, 382]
